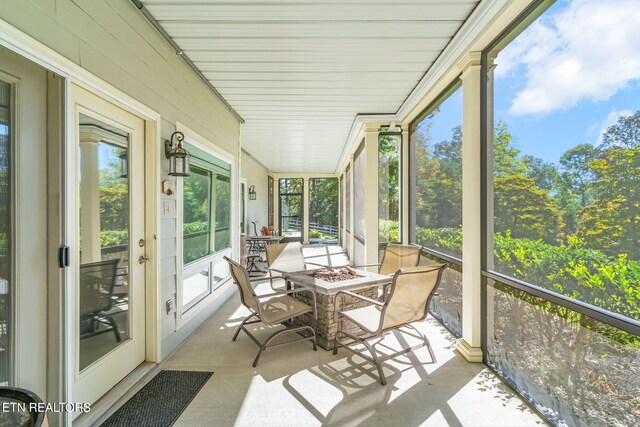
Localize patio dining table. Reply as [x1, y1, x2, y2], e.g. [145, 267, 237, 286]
[282, 268, 392, 350]
[246, 235, 283, 254]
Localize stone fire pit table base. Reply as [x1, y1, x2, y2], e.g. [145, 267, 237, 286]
[282, 269, 392, 350]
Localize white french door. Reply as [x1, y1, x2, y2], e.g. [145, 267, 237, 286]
[71, 84, 146, 407]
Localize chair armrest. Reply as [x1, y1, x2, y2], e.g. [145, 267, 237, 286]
[333, 290, 384, 323]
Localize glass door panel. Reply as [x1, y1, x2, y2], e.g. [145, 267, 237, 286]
[0, 79, 11, 385]
[78, 113, 131, 371]
[279, 178, 304, 241]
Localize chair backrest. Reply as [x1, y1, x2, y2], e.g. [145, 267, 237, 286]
[381, 264, 446, 330]
[265, 242, 306, 273]
[224, 256, 258, 312]
[79, 259, 120, 316]
[252, 221, 258, 236]
[378, 244, 422, 275]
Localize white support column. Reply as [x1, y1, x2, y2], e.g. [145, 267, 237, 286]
[455, 51, 483, 362]
[347, 155, 354, 258]
[79, 137, 101, 264]
[401, 123, 410, 244]
[303, 177, 310, 244]
[364, 124, 379, 268]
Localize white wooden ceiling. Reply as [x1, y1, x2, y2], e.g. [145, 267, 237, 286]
[142, 0, 480, 173]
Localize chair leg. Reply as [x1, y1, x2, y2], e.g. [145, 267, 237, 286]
[333, 329, 388, 385]
[332, 331, 341, 355]
[252, 328, 290, 367]
[234, 313, 257, 341]
[103, 314, 121, 342]
[252, 325, 316, 367]
[360, 338, 387, 385]
[405, 323, 437, 363]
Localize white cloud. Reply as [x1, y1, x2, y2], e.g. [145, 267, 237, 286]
[596, 109, 633, 144]
[495, 0, 640, 116]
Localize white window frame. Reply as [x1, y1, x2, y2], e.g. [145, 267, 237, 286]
[240, 177, 248, 236]
[176, 123, 236, 325]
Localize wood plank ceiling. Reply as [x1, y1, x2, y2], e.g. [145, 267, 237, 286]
[142, 0, 480, 173]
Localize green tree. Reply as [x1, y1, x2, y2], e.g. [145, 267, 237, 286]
[413, 116, 443, 230]
[523, 155, 559, 192]
[494, 174, 564, 243]
[493, 121, 528, 177]
[309, 178, 338, 230]
[578, 112, 640, 259]
[378, 132, 400, 242]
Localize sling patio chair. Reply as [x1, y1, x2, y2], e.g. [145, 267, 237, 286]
[225, 256, 318, 367]
[355, 243, 422, 301]
[264, 242, 331, 290]
[356, 243, 422, 275]
[332, 263, 446, 385]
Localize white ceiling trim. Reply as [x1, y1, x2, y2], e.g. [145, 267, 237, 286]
[334, 0, 510, 174]
[396, 0, 509, 121]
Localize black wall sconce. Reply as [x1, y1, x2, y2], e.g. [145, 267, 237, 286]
[248, 185, 256, 200]
[165, 131, 191, 177]
[119, 149, 128, 178]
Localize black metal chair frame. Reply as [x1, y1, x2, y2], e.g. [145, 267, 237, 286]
[79, 258, 122, 342]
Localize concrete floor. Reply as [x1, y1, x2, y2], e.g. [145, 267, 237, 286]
[159, 275, 546, 427]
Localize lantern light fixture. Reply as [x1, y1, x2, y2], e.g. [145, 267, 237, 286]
[165, 131, 191, 177]
[248, 185, 256, 200]
[119, 149, 128, 178]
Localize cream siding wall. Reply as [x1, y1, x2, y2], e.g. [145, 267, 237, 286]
[1, 0, 241, 359]
[241, 151, 270, 233]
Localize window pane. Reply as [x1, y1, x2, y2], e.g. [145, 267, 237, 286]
[378, 131, 400, 243]
[279, 178, 303, 238]
[267, 176, 274, 228]
[0, 80, 11, 384]
[309, 178, 338, 243]
[486, 279, 640, 427]
[183, 269, 209, 309]
[214, 174, 230, 251]
[487, 0, 640, 321]
[353, 142, 366, 239]
[345, 166, 351, 232]
[211, 259, 230, 289]
[183, 165, 211, 264]
[410, 85, 463, 259]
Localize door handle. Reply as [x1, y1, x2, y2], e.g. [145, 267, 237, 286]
[138, 255, 150, 264]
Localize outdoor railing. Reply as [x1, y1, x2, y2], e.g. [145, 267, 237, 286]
[284, 218, 338, 236]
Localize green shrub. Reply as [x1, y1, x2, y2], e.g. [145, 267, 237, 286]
[409, 223, 639, 344]
[378, 219, 400, 243]
[184, 221, 208, 234]
[309, 230, 323, 239]
[100, 230, 128, 247]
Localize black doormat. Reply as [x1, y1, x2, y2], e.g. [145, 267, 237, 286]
[101, 370, 213, 427]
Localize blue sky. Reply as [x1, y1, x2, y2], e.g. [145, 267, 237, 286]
[428, 0, 640, 165]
